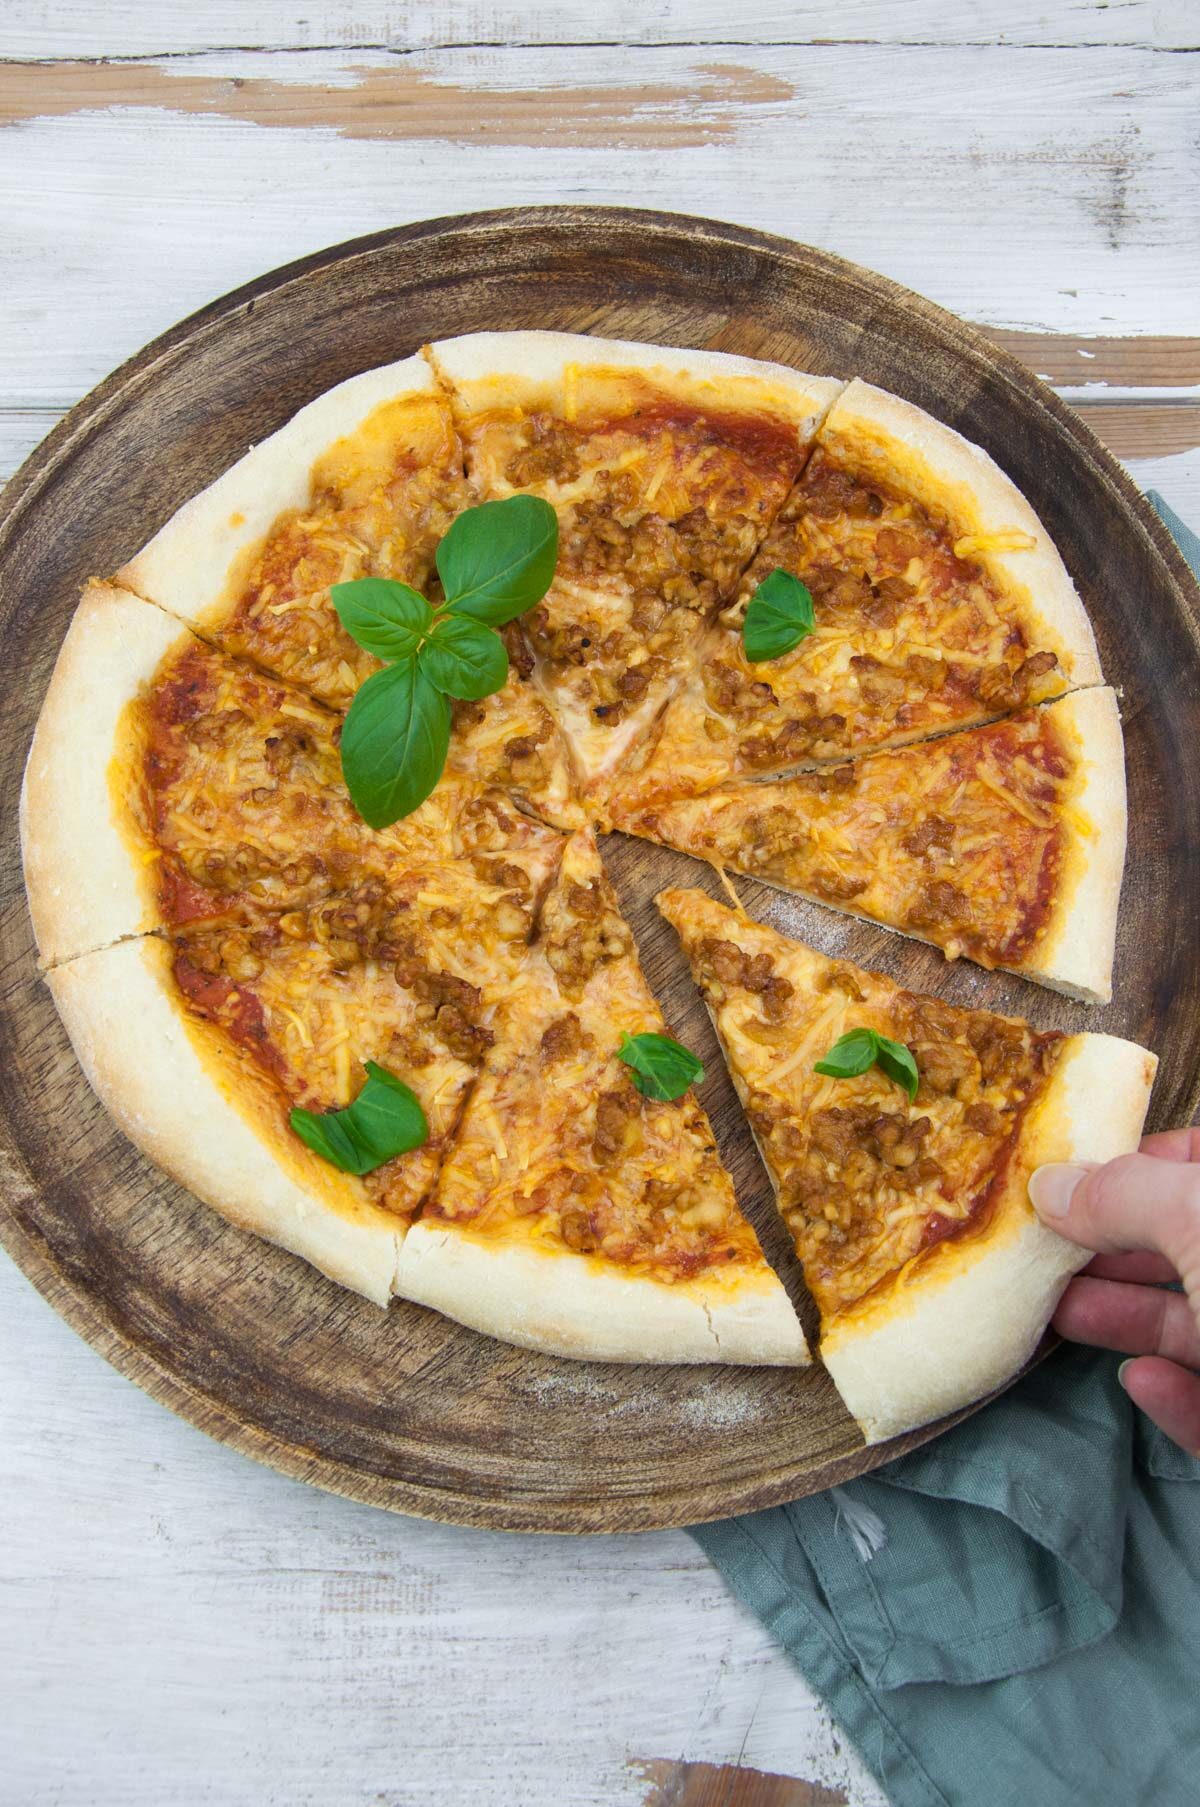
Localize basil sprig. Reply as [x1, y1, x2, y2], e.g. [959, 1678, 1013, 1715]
[741, 568, 815, 662]
[617, 1031, 705, 1102]
[813, 1028, 920, 1102]
[290, 1061, 429, 1175]
[332, 494, 558, 826]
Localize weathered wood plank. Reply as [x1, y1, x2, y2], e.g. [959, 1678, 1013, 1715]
[1068, 402, 1200, 458]
[0, 40, 1195, 415]
[636, 1759, 851, 1806]
[1, 1, 1191, 58]
[981, 331, 1200, 389]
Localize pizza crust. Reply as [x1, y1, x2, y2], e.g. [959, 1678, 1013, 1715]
[47, 936, 406, 1306]
[817, 379, 1102, 689]
[636, 689, 1126, 1003]
[1022, 685, 1126, 1003]
[426, 330, 846, 436]
[21, 581, 189, 968]
[396, 1220, 809, 1365]
[118, 353, 440, 627]
[821, 1031, 1158, 1443]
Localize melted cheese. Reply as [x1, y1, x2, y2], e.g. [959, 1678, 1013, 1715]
[952, 529, 1037, 558]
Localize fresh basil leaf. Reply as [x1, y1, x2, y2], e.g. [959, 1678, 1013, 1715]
[437, 494, 559, 626]
[616, 1031, 705, 1102]
[813, 1027, 879, 1081]
[814, 1027, 919, 1101]
[331, 578, 433, 662]
[874, 1033, 920, 1103]
[420, 614, 509, 701]
[339, 659, 450, 828]
[290, 1061, 428, 1175]
[742, 568, 815, 662]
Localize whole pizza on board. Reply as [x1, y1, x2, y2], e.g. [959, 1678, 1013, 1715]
[22, 331, 1156, 1443]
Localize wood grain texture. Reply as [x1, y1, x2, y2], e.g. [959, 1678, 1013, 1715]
[1, 33, 1197, 418]
[1063, 402, 1200, 457]
[981, 331, 1200, 389]
[0, 55, 794, 146]
[3, 207, 1199, 1538]
[2, 1, 1191, 56]
[636, 1759, 849, 1806]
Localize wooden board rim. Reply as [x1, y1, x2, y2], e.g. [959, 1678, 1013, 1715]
[2, 204, 1197, 1534]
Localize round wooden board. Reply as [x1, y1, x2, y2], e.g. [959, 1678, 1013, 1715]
[2, 208, 1199, 1535]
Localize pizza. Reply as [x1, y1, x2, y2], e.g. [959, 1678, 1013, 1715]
[657, 889, 1157, 1441]
[428, 332, 844, 794]
[615, 378, 1102, 807]
[611, 688, 1126, 1003]
[22, 329, 1155, 1430]
[399, 829, 805, 1363]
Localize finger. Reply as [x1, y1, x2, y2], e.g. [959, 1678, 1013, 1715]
[1053, 1277, 1200, 1367]
[1119, 1357, 1200, 1458]
[1138, 1127, 1200, 1163]
[1029, 1154, 1200, 1275]
[1082, 1250, 1179, 1285]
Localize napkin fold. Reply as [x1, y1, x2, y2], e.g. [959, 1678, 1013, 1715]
[689, 493, 1200, 1807]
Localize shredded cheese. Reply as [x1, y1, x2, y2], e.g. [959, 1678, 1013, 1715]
[974, 764, 1054, 828]
[953, 529, 1037, 559]
[710, 862, 747, 916]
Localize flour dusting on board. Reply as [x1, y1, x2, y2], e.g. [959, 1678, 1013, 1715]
[517, 1368, 771, 1431]
[673, 1382, 774, 1431]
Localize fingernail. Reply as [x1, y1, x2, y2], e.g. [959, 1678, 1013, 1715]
[1028, 1162, 1092, 1219]
[1117, 1359, 1135, 1390]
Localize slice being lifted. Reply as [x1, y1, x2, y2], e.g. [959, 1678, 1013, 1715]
[658, 889, 1155, 1440]
[616, 688, 1126, 1004]
[617, 377, 1102, 805]
[428, 331, 845, 793]
[398, 830, 807, 1364]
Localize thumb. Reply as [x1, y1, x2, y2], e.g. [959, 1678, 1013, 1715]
[1030, 1153, 1200, 1284]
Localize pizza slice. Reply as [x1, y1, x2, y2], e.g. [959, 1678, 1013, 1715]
[22, 578, 604, 1316]
[657, 888, 1155, 1440]
[397, 829, 807, 1364]
[44, 835, 552, 1304]
[118, 354, 471, 708]
[614, 378, 1103, 806]
[427, 331, 845, 792]
[46, 936, 409, 1305]
[614, 689, 1126, 1004]
[22, 583, 564, 967]
[114, 354, 579, 829]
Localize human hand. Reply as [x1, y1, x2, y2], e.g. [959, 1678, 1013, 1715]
[1029, 1128, 1200, 1456]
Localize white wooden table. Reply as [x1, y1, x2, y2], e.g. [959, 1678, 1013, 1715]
[2, 9, 1196, 1804]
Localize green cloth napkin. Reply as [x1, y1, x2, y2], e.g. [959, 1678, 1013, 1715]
[690, 493, 1200, 1807]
